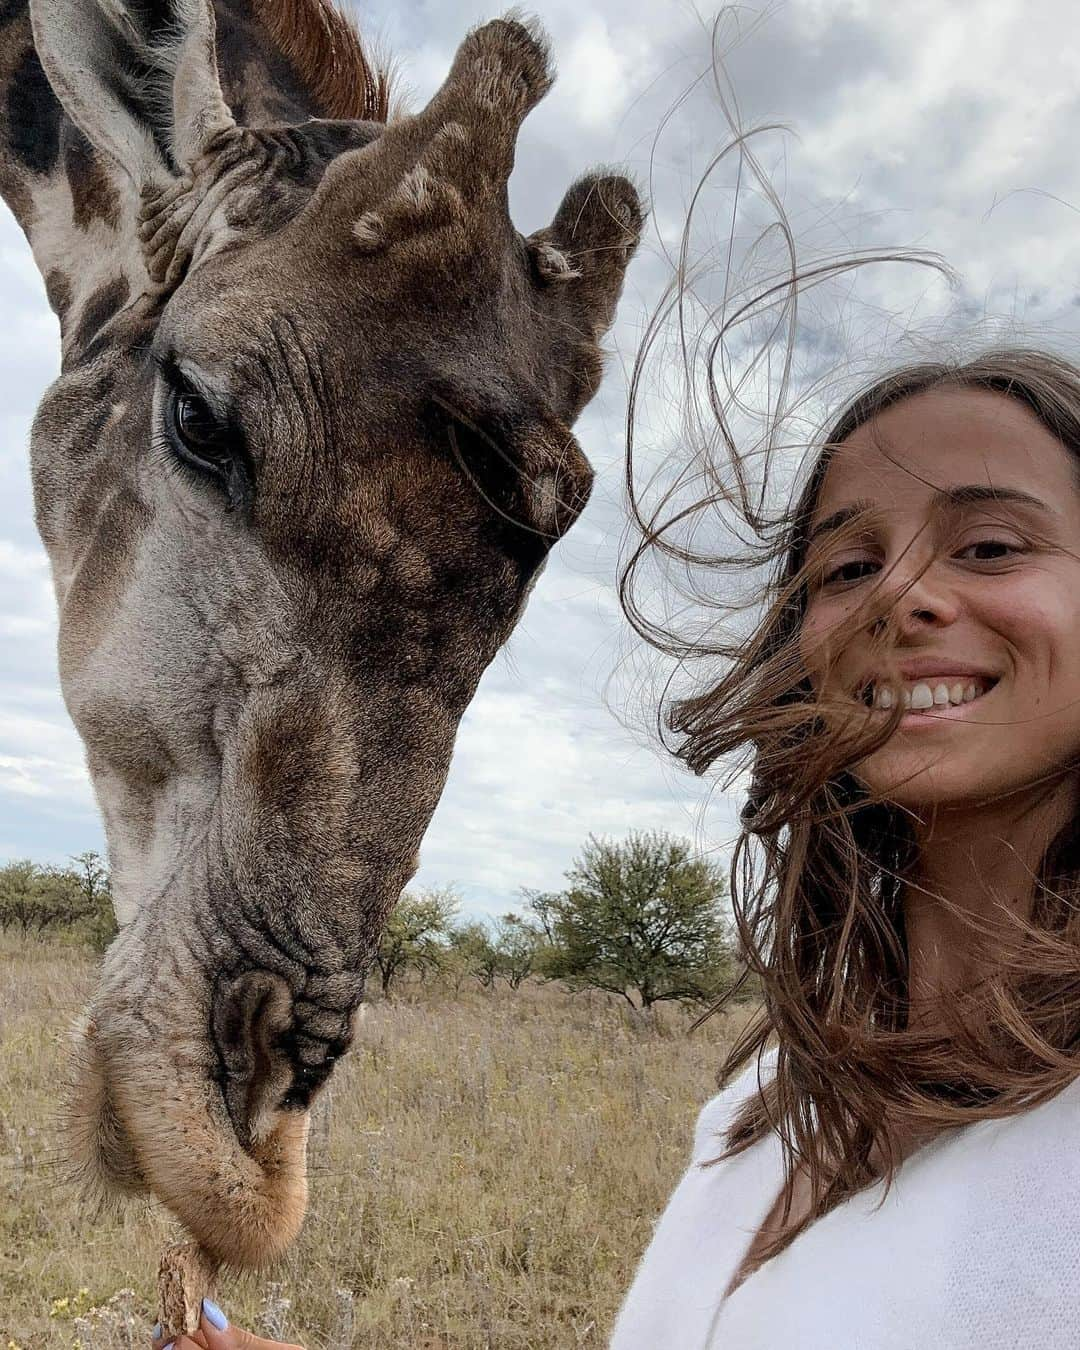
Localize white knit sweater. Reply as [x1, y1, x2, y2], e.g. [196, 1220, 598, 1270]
[611, 1052, 1080, 1348]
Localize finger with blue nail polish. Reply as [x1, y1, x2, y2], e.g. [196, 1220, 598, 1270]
[202, 1297, 228, 1331]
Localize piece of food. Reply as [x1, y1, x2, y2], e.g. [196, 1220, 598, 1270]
[158, 1241, 220, 1337]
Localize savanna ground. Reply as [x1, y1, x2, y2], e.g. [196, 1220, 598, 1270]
[0, 933, 748, 1348]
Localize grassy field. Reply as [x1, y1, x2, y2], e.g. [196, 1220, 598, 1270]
[0, 933, 745, 1348]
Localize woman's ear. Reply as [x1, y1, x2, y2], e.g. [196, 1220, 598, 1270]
[29, 0, 234, 191]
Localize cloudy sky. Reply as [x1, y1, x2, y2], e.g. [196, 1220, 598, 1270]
[2, 0, 1078, 916]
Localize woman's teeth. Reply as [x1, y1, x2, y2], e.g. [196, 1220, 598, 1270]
[870, 679, 987, 711]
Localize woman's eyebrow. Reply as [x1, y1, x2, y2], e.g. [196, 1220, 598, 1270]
[806, 500, 873, 545]
[807, 484, 1053, 545]
[943, 483, 1052, 513]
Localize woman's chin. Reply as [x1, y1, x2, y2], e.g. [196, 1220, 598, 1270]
[854, 754, 1006, 813]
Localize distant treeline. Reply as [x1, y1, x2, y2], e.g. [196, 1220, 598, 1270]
[1, 831, 749, 1010]
[368, 831, 741, 1011]
[0, 851, 117, 952]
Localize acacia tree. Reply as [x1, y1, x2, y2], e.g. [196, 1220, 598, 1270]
[0, 853, 115, 945]
[447, 920, 502, 988]
[0, 860, 86, 933]
[374, 886, 458, 996]
[530, 831, 734, 1010]
[70, 850, 109, 907]
[0, 860, 49, 933]
[445, 914, 542, 990]
[492, 913, 542, 989]
[70, 850, 116, 951]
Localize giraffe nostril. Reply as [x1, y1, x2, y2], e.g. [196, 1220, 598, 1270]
[212, 974, 356, 1128]
[211, 970, 295, 1146]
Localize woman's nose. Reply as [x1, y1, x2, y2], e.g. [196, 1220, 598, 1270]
[883, 559, 960, 632]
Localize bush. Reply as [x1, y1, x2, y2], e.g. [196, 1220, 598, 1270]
[491, 913, 543, 989]
[443, 913, 544, 990]
[527, 831, 736, 1010]
[374, 887, 459, 996]
[445, 920, 501, 989]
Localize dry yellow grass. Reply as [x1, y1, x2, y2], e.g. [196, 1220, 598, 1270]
[0, 933, 746, 1348]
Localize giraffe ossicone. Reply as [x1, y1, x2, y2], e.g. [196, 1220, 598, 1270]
[1, 0, 642, 1267]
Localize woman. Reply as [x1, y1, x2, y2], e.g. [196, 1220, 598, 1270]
[609, 347, 1080, 1347]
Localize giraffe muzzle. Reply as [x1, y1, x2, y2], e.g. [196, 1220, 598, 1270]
[211, 967, 358, 1149]
[65, 963, 315, 1268]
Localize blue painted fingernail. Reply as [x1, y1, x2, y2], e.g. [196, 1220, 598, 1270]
[202, 1298, 228, 1330]
[163, 1342, 174, 1350]
[151, 1325, 161, 1341]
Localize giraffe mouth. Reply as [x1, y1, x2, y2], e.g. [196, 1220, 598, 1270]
[64, 998, 312, 1269]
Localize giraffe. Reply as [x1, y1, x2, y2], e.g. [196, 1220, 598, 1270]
[0, 0, 642, 1267]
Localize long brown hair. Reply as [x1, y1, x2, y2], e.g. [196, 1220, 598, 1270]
[623, 33, 1080, 1260]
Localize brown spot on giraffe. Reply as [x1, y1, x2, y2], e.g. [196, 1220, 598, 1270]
[44, 265, 71, 319]
[65, 125, 120, 229]
[6, 41, 61, 174]
[71, 277, 130, 359]
[1, 0, 643, 1268]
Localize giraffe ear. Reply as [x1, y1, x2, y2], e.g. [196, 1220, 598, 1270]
[29, 0, 234, 190]
[528, 172, 644, 336]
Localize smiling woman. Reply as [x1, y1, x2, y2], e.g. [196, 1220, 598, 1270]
[613, 187, 1080, 1347]
[800, 383, 1080, 811]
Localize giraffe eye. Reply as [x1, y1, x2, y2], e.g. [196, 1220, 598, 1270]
[174, 392, 223, 452]
[160, 372, 253, 513]
[169, 388, 232, 469]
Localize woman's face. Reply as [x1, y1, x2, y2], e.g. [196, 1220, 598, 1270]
[800, 385, 1080, 808]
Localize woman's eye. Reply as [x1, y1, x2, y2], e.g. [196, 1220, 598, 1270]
[822, 558, 879, 586]
[956, 538, 1022, 562]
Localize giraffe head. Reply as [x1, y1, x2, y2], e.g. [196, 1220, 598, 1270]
[13, 0, 642, 1265]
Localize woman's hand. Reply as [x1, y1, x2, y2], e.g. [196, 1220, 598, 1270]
[151, 1299, 304, 1350]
